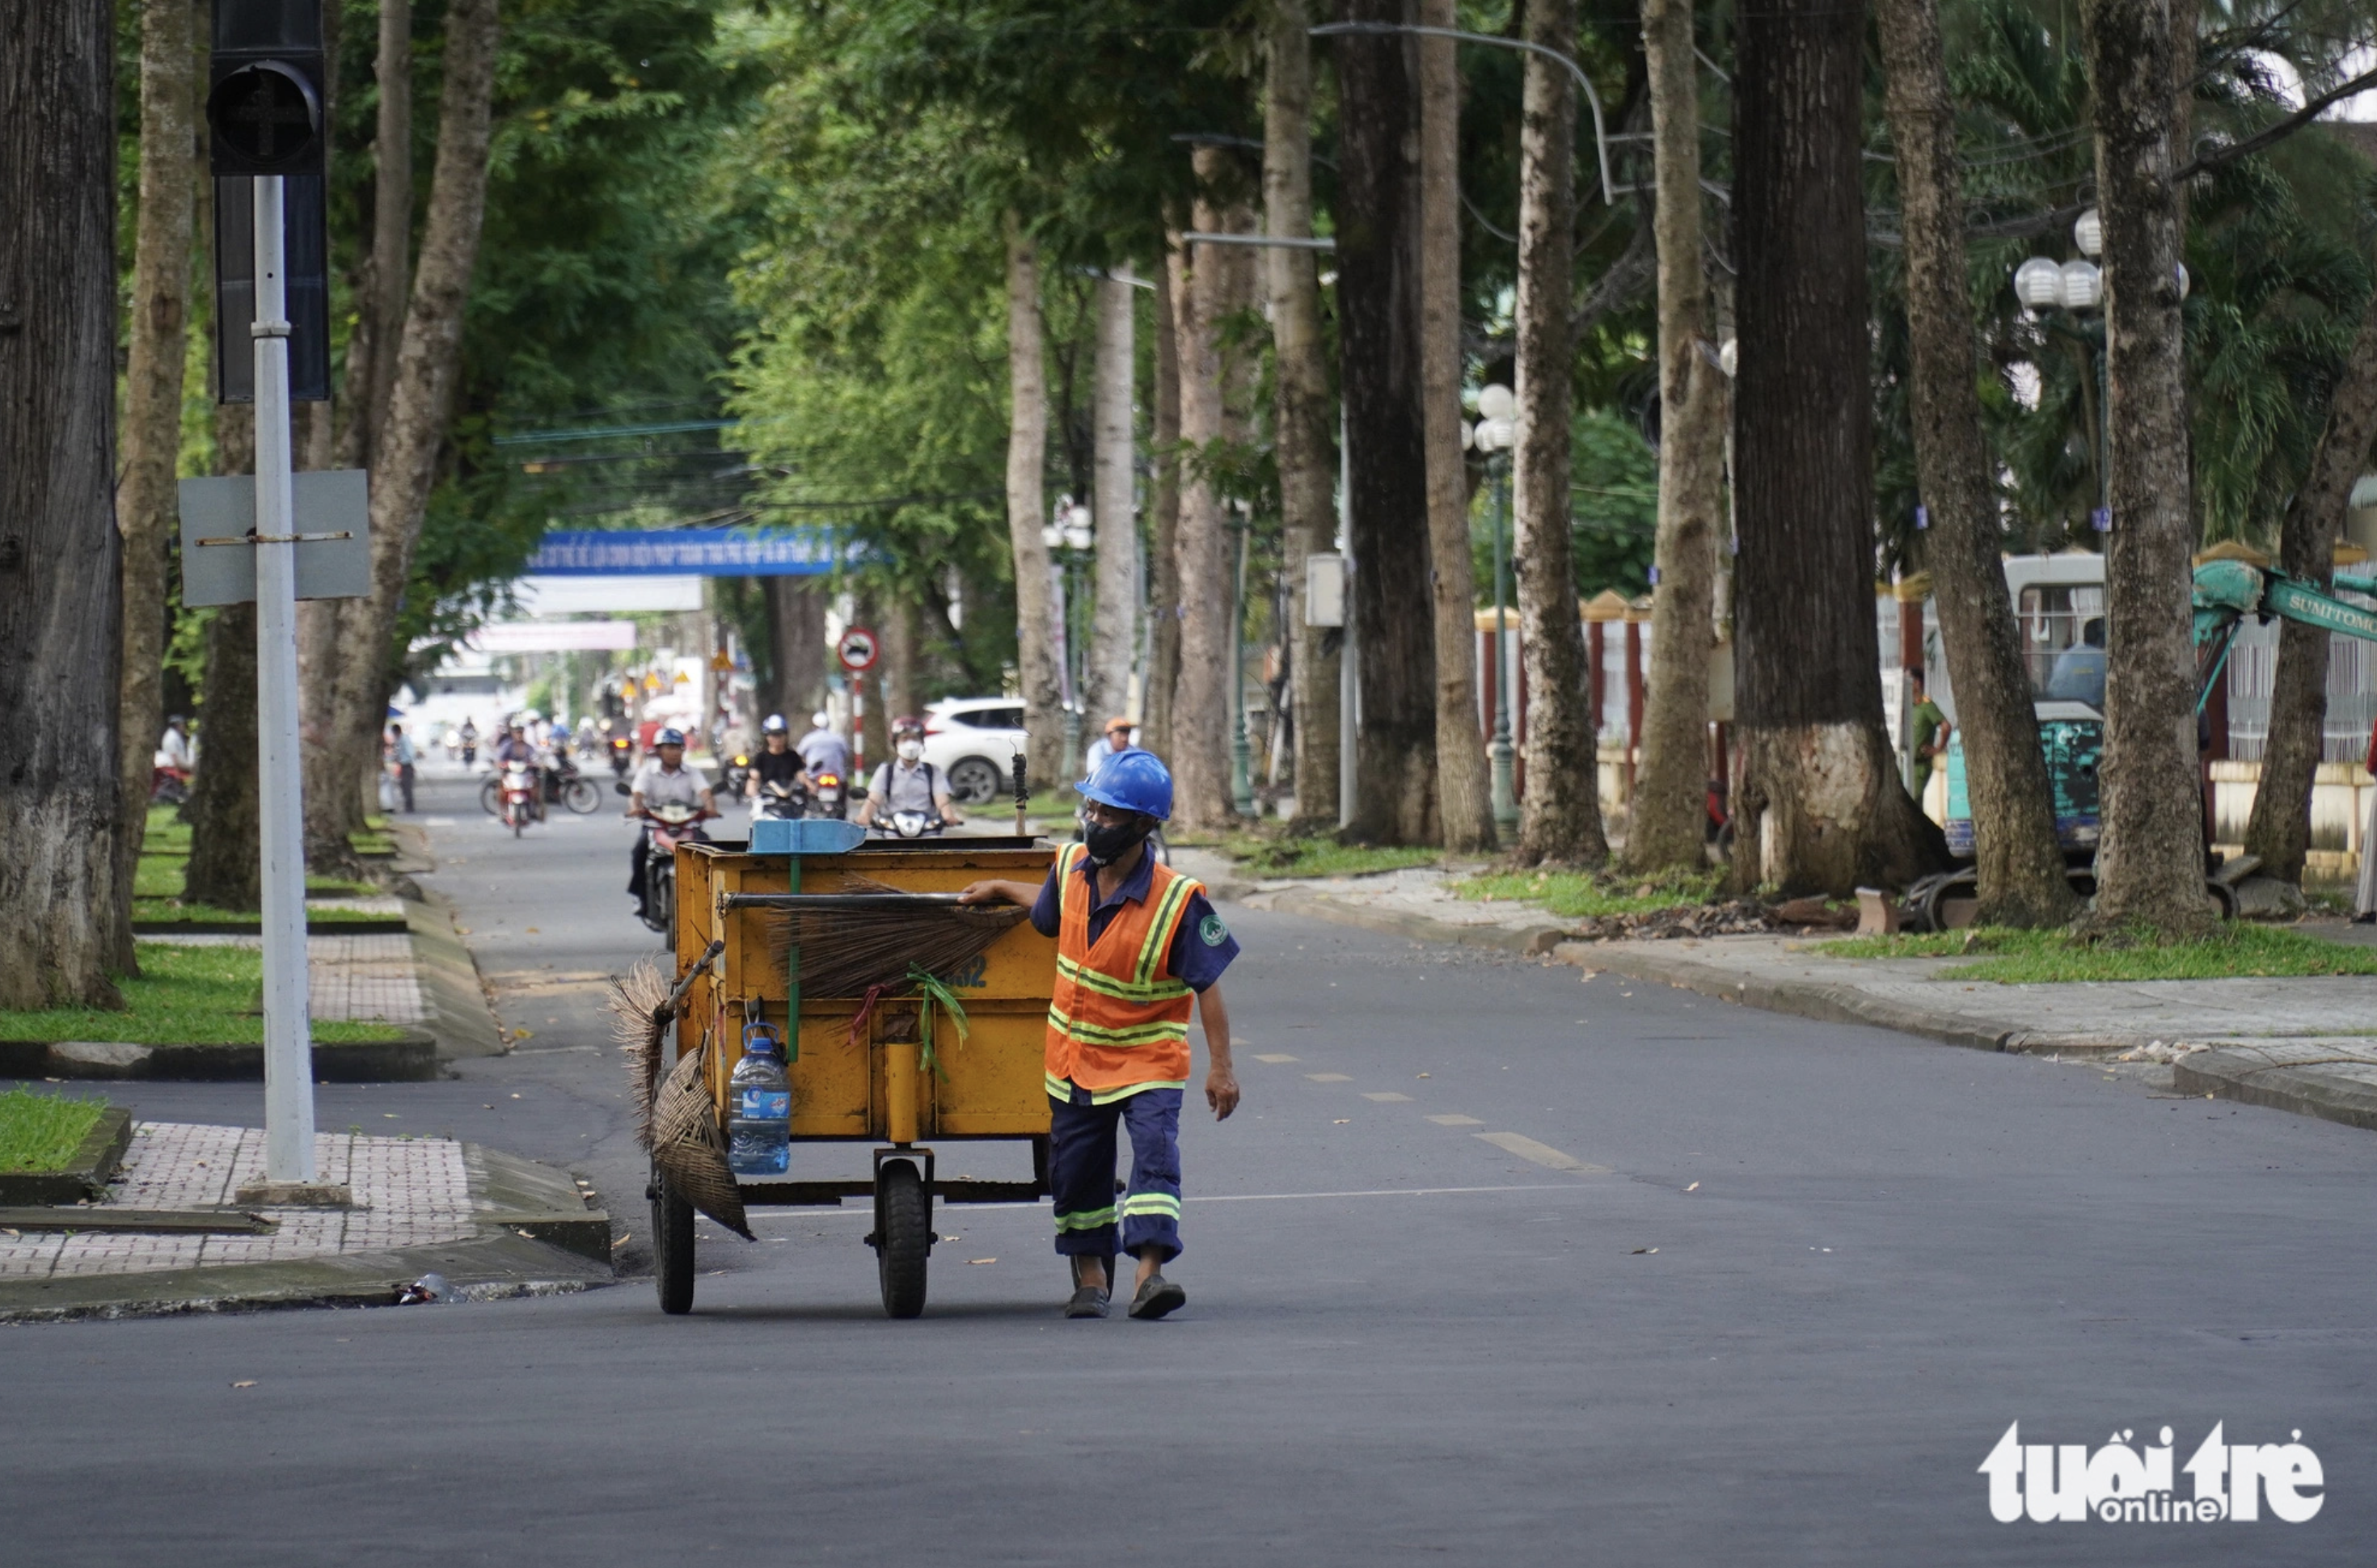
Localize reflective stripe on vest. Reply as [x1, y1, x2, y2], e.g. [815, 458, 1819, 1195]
[1044, 841, 1201, 1093]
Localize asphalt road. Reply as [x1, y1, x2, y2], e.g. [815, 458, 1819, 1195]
[6, 769, 2375, 1564]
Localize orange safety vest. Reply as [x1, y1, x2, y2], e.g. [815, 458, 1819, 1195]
[1044, 841, 1201, 1101]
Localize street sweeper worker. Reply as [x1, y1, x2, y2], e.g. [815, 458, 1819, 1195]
[958, 748, 1240, 1321]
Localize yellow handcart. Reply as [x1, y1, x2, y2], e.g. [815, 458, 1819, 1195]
[650, 828, 1058, 1317]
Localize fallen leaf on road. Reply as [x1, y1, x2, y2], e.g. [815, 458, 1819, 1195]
[1631, 1248, 1658, 1255]
[526, 927, 539, 934]
[509, 1094, 522, 1099]
[512, 1029, 534, 1041]
[457, 926, 472, 934]
[1684, 1182, 1699, 1193]
[1416, 1073, 1429, 1078]
[2, 1228, 19, 1238]
[1332, 1119, 1351, 1124]
[613, 1234, 630, 1247]
[231, 1380, 257, 1389]
[967, 1258, 997, 1265]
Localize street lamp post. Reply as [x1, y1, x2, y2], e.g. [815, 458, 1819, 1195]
[1044, 499, 1095, 774]
[2012, 209, 2188, 536]
[1472, 384, 1519, 832]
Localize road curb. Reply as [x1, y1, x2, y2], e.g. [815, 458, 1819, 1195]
[0, 1138, 613, 1323]
[0, 1108, 133, 1204]
[0, 1034, 441, 1082]
[2172, 1047, 2377, 1132]
[403, 890, 509, 1059]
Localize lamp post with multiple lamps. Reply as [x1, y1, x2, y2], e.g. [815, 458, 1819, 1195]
[1043, 498, 1095, 772]
[1470, 383, 1520, 832]
[2012, 208, 2188, 537]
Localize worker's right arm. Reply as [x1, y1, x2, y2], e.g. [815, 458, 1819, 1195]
[956, 878, 1044, 909]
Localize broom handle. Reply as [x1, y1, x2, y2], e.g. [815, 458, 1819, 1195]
[657, 938, 725, 1021]
[1013, 753, 1028, 837]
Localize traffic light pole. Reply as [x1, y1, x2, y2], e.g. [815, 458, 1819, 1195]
[251, 174, 317, 1185]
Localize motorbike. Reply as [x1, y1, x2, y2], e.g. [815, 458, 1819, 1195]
[544, 751, 602, 815]
[755, 778, 804, 821]
[635, 799, 712, 948]
[806, 769, 847, 820]
[499, 760, 539, 836]
[150, 764, 191, 806]
[723, 752, 754, 798]
[608, 735, 635, 778]
[871, 808, 946, 841]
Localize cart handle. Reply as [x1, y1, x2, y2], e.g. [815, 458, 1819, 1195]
[721, 892, 969, 910]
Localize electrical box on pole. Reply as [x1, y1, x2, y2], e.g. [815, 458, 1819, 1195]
[208, 0, 331, 403]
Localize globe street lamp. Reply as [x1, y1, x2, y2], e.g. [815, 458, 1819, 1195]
[1044, 498, 1094, 771]
[1472, 383, 1519, 832]
[2012, 209, 2188, 536]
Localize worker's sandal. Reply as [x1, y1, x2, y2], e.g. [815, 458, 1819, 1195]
[1064, 1257, 1110, 1319]
[1128, 1273, 1186, 1321]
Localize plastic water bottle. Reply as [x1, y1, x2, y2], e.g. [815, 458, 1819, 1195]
[728, 1024, 792, 1176]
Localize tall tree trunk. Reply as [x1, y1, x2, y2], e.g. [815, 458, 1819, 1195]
[1508, 0, 1606, 866]
[1003, 213, 1066, 792]
[1732, 0, 1940, 895]
[2241, 294, 2377, 883]
[2081, 0, 2215, 933]
[1877, 0, 2077, 925]
[881, 590, 918, 722]
[1168, 166, 1235, 832]
[186, 408, 261, 913]
[1334, 0, 1439, 845]
[114, 0, 202, 967]
[337, 0, 412, 472]
[1142, 246, 1185, 761]
[0, 0, 126, 1009]
[326, 0, 500, 838]
[1264, 0, 1340, 831]
[1085, 270, 1138, 726]
[1626, 0, 1727, 876]
[764, 575, 825, 723]
[1417, 0, 1496, 854]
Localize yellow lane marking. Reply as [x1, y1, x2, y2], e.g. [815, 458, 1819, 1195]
[1425, 1114, 1483, 1126]
[1362, 1091, 1414, 1102]
[1474, 1131, 1611, 1174]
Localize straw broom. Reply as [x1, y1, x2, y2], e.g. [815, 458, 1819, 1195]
[758, 875, 1028, 998]
[607, 947, 752, 1240]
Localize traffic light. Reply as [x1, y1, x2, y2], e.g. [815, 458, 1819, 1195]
[205, 1, 330, 403]
[205, 0, 326, 176]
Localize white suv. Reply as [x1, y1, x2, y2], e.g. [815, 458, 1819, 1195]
[922, 698, 1028, 805]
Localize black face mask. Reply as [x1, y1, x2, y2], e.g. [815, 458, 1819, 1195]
[1083, 816, 1151, 867]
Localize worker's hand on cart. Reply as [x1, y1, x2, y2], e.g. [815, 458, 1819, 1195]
[958, 878, 1041, 908]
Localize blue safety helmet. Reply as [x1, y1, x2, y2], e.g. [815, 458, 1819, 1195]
[1077, 748, 1172, 822]
[655, 727, 686, 748]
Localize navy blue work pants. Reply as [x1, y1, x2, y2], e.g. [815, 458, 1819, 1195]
[1047, 1083, 1183, 1262]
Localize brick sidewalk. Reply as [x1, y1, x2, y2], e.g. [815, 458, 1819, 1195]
[143, 929, 429, 1025]
[0, 1123, 477, 1281]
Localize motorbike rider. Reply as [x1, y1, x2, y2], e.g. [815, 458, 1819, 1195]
[855, 715, 963, 830]
[796, 709, 851, 780]
[745, 712, 810, 813]
[458, 717, 479, 766]
[492, 719, 545, 821]
[627, 727, 715, 921]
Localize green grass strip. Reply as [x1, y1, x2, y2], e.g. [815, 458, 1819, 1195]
[1223, 837, 1444, 879]
[0, 1089, 107, 1173]
[1818, 923, 2377, 983]
[1455, 868, 1722, 919]
[0, 943, 408, 1045]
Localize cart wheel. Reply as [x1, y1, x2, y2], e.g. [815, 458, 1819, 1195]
[876, 1159, 930, 1319]
[652, 1163, 696, 1315]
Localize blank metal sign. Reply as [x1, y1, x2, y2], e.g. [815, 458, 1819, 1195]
[178, 469, 370, 607]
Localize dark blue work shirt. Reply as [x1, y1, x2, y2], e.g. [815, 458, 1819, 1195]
[1028, 848, 1239, 993]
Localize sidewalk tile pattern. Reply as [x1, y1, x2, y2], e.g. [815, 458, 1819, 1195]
[0, 1123, 475, 1280]
[140, 932, 427, 1024]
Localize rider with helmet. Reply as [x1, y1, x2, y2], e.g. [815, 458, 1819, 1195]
[855, 714, 962, 830]
[956, 748, 1241, 1322]
[796, 709, 851, 781]
[745, 712, 810, 811]
[627, 727, 715, 921]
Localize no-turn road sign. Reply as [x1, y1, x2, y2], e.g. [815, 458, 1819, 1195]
[837, 626, 880, 672]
